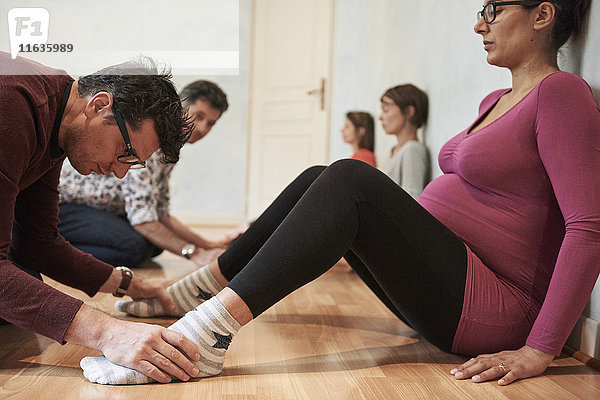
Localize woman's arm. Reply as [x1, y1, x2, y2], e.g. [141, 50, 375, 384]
[454, 73, 600, 385]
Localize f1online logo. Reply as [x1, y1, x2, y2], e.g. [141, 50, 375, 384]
[8, 8, 49, 59]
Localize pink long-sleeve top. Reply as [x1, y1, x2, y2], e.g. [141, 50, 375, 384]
[418, 71, 600, 356]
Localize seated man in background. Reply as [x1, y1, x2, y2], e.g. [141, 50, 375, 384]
[59, 80, 232, 268]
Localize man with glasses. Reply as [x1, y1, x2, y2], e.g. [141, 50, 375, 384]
[58, 80, 232, 269]
[0, 51, 203, 383]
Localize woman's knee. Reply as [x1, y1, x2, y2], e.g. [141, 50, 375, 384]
[299, 165, 327, 182]
[325, 159, 375, 182]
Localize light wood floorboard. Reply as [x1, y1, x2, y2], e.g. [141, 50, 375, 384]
[1, 247, 599, 399]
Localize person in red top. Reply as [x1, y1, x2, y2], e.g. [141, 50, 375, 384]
[0, 52, 203, 383]
[341, 111, 377, 167]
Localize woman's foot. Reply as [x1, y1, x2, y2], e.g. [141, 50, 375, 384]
[81, 297, 241, 385]
[115, 265, 223, 317]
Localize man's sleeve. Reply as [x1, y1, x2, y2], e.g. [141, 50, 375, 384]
[122, 154, 162, 226]
[155, 161, 174, 218]
[0, 89, 103, 343]
[10, 163, 113, 295]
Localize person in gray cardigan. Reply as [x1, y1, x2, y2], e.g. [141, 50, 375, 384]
[378, 84, 430, 199]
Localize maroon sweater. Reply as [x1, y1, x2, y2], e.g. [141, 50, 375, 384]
[0, 52, 113, 343]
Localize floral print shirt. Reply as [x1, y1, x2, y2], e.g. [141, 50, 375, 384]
[59, 152, 173, 226]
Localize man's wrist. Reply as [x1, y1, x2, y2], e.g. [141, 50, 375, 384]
[65, 304, 112, 350]
[99, 268, 123, 294]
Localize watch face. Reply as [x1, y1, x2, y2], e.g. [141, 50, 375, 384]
[182, 244, 196, 255]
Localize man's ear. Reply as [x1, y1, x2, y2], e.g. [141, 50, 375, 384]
[533, 2, 556, 32]
[84, 92, 113, 119]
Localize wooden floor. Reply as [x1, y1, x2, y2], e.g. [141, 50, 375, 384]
[1, 241, 600, 399]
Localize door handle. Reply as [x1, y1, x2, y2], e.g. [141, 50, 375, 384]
[306, 78, 325, 110]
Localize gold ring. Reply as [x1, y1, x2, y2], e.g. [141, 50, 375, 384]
[498, 363, 507, 372]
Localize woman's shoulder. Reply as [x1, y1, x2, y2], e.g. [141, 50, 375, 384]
[354, 148, 374, 155]
[352, 148, 376, 167]
[536, 71, 593, 96]
[400, 140, 427, 153]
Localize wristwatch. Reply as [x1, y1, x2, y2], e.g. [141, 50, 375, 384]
[112, 266, 133, 297]
[181, 243, 196, 259]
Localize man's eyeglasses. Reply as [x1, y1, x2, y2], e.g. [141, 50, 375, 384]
[477, 1, 542, 24]
[112, 103, 146, 169]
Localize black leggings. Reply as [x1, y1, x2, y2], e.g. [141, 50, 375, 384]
[220, 160, 467, 352]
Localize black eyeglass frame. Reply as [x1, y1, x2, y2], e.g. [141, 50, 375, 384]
[112, 103, 146, 169]
[477, 1, 543, 24]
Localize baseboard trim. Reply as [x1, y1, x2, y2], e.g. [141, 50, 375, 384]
[563, 345, 600, 373]
[566, 314, 600, 360]
[170, 214, 247, 228]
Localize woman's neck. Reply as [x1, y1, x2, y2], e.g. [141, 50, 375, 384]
[509, 53, 559, 97]
[394, 126, 418, 150]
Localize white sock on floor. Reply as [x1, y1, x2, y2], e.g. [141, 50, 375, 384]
[115, 265, 223, 317]
[81, 297, 241, 385]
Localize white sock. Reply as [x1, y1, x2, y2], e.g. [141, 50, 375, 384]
[115, 265, 222, 317]
[81, 297, 241, 385]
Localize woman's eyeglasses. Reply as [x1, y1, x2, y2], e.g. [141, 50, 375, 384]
[477, 1, 543, 24]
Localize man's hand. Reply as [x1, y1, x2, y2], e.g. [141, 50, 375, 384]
[99, 317, 200, 383]
[189, 247, 225, 268]
[99, 269, 177, 312]
[450, 345, 554, 385]
[65, 305, 200, 383]
[126, 277, 178, 314]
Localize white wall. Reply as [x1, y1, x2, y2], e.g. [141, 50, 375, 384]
[576, 0, 600, 337]
[0, 0, 240, 75]
[0, 0, 248, 220]
[169, 0, 251, 221]
[331, 0, 511, 172]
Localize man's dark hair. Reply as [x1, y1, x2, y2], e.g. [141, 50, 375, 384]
[180, 80, 229, 115]
[77, 56, 193, 163]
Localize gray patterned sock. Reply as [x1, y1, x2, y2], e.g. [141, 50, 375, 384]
[81, 297, 241, 385]
[115, 265, 222, 317]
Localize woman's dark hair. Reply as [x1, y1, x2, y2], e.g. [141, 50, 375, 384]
[180, 80, 229, 114]
[77, 56, 193, 164]
[346, 111, 375, 152]
[546, 0, 591, 50]
[381, 84, 429, 129]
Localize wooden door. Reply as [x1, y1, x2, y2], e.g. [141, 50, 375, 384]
[246, 0, 334, 218]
